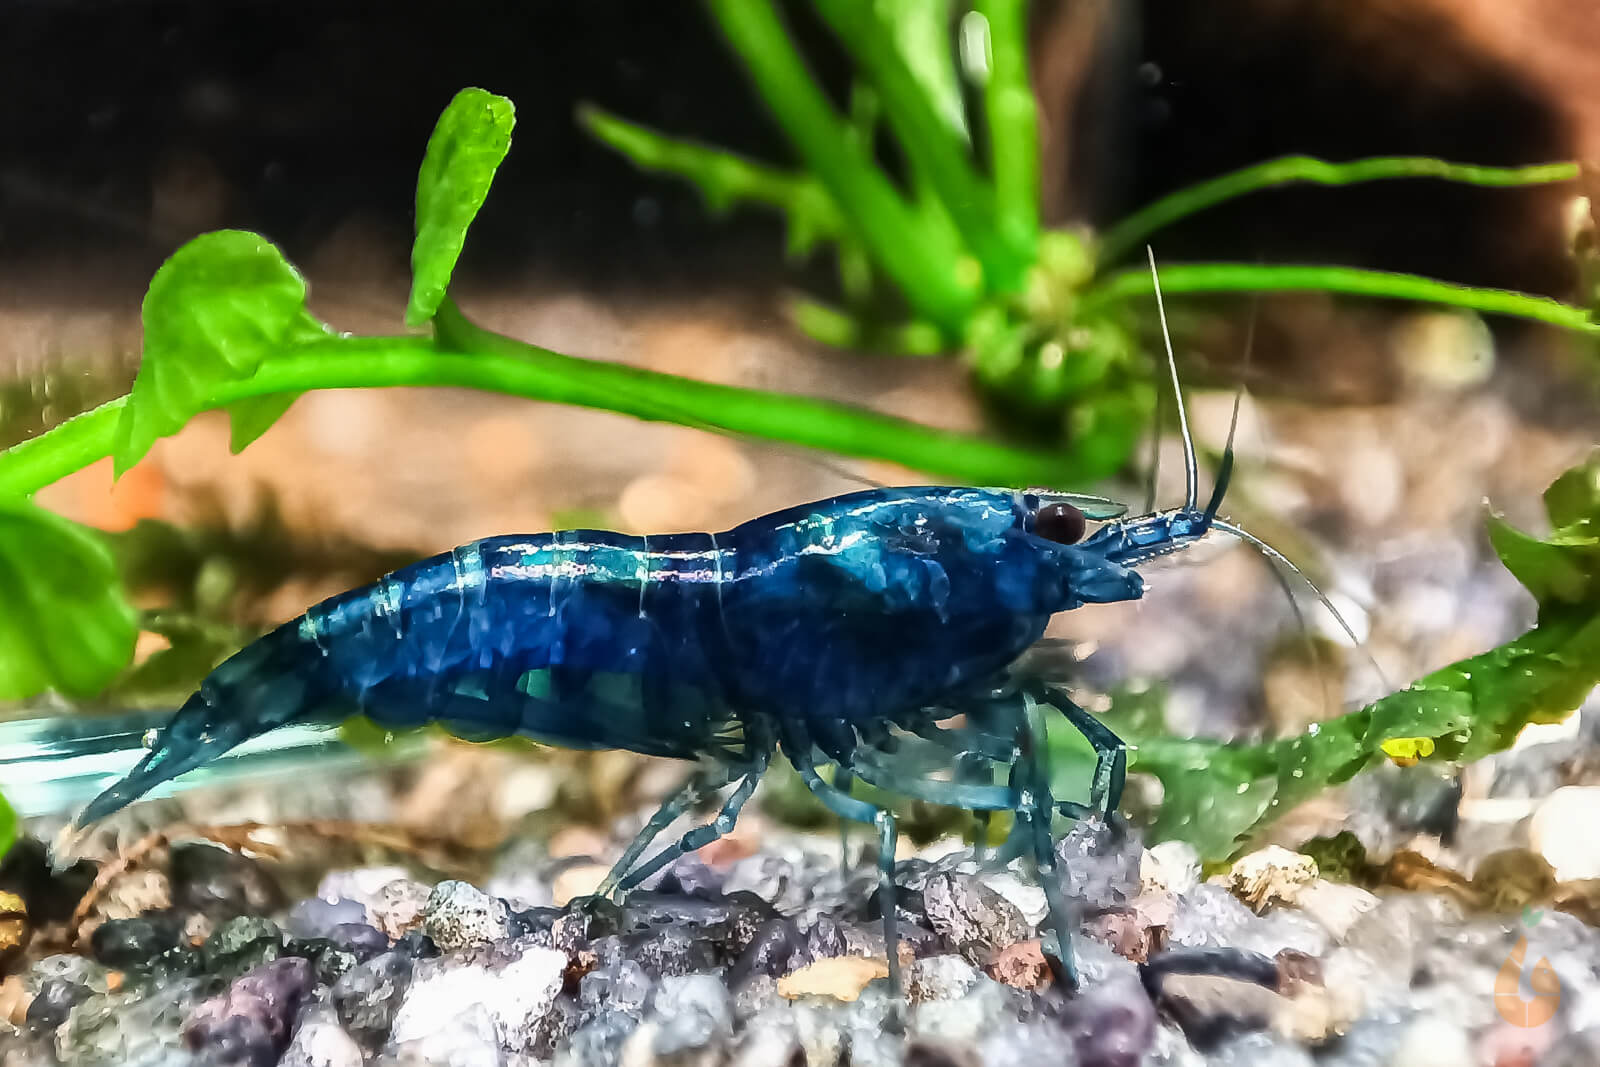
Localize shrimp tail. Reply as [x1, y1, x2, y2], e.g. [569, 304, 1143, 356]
[73, 625, 331, 830]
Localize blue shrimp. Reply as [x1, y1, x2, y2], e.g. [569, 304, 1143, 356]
[73, 263, 1338, 996]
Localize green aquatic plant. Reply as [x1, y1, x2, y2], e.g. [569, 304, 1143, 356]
[1071, 451, 1600, 862]
[583, 0, 1596, 465]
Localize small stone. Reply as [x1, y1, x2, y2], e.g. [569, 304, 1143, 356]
[421, 881, 511, 951]
[1381, 851, 1479, 906]
[0, 890, 27, 961]
[908, 975, 1017, 1044]
[24, 979, 89, 1032]
[378, 1002, 502, 1067]
[1297, 831, 1369, 883]
[907, 954, 981, 1002]
[287, 897, 370, 940]
[171, 842, 284, 920]
[332, 950, 413, 1047]
[552, 863, 611, 908]
[281, 1004, 364, 1067]
[367, 879, 434, 940]
[202, 916, 285, 974]
[1168, 884, 1259, 949]
[1142, 841, 1202, 896]
[1295, 880, 1380, 941]
[1473, 849, 1558, 913]
[1056, 816, 1144, 911]
[804, 915, 847, 961]
[316, 867, 411, 908]
[648, 974, 733, 1056]
[388, 941, 567, 1054]
[329, 922, 389, 961]
[904, 1040, 979, 1067]
[922, 873, 1030, 965]
[1228, 846, 1318, 912]
[729, 918, 805, 987]
[89, 915, 183, 968]
[56, 976, 208, 1066]
[578, 959, 652, 1017]
[624, 923, 720, 979]
[1530, 787, 1600, 883]
[184, 957, 314, 1065]
[978, 1021, 1077, 1067]
[1083, 908, 1160, 963]
[776, 956, 888, 1002]
[556, 1010, 638, 1067]
[1056, 973, 1156, 1067]
[984, 940, 1050, 992]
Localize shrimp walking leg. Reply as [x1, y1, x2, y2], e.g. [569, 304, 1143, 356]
[596, 763, 736, 899]
[833, 767, 855, 868]
[1031, 683, 1128, 816]
[1020, 690, 1082, 990]
[616, 759, 769, 893]
[782, 721, 903, 995]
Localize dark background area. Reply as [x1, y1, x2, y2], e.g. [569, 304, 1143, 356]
[0, 0, 1583, 302]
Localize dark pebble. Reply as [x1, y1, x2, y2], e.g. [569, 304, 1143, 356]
[1056, 815, 1143, 912]
[172, 842, 285, 921]
[804, 916, 847, 961]
[184, 956, 313, 1067]
[332, 950, 414, 1047]
[728, 917, 805, 986]
[624, 923, 719, 978]
[620, 890, 773, 954]
[90, 914, 183, 968]
[905, 1041, 978, 1067]
[657, 857, 724, 898]
[0, 838, 97, 924]
[509, 905, 562, 940]
[392, 929, 439, 959]
[1049, 975, 1157, 1067]
[286, 937, 358, 985]
[330, 922, 390, 961]
[25, 978, 90, 1032]
[202, 916, 285, 975]
[531, 992, 581, 1059]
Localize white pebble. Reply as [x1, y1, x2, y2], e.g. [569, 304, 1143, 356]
[1142, 841, 1201, 896]
[1530, 787, 1600, 881]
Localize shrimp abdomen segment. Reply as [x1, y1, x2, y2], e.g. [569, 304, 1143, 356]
[306, 531, 739, 758]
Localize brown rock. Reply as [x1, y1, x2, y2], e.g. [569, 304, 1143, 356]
[1473, 849, 1558, 913]
[1083, 908, 1161, 963]
[984, 939, 1051, 992]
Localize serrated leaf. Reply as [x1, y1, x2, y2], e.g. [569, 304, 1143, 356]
[115, 230, 329, 475]
[0, 499, 139, 701]
[227, 394, 300, 454]
[407, 88, 516, 328]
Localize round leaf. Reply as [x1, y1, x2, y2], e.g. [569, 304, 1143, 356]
[0, 500, 139, 701]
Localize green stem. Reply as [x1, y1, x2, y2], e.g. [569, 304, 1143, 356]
[1079, 261, 1600, 334]
[812, 0, 1023, 292]
[1097, 156, 1580, 267]
[705, 0, 980, 332]
[973, 0, 1040, 264]
[0, 312, 1093, 500]
[0, 398, 128, 500]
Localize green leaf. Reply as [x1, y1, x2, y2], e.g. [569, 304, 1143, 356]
[0, 791, 14, 861]
[114, 230, 329, 475]
[407, 88, 516, 328]
[0, 499, 139, 701]
[1092, 452, 1600, 861]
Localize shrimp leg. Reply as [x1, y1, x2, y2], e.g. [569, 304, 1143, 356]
[781, 719, 903, 996]
[615, 756, 769, 893]
[596, 763, 737, 900]
[1029, 683, 1128, 816]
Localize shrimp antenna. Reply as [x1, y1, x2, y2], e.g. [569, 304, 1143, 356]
[1203, 304, 1255, 522]
[1146, 246, 1198, 511]
[1209, 517, 1393, 694]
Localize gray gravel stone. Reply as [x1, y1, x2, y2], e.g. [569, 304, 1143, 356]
[423, 880, 512, 951]
[923, 872, 1030, 964]
[280, 1004, 364, 1067]
[388, 940, 566, 1055]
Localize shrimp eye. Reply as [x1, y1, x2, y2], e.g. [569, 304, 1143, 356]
[1035, 501, 1087, 545]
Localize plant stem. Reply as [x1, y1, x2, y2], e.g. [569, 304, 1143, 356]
[705, 0, 980, 333]
[812, 0, 1023, 292]
[972, 0, 1040, 265]
[0, 314, 1095, 500]
[1079, 261, 1600, 334]
[1097, 156, 1581, 267]
[578, 106, 846, 257]
[0, 398, 128, 500]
